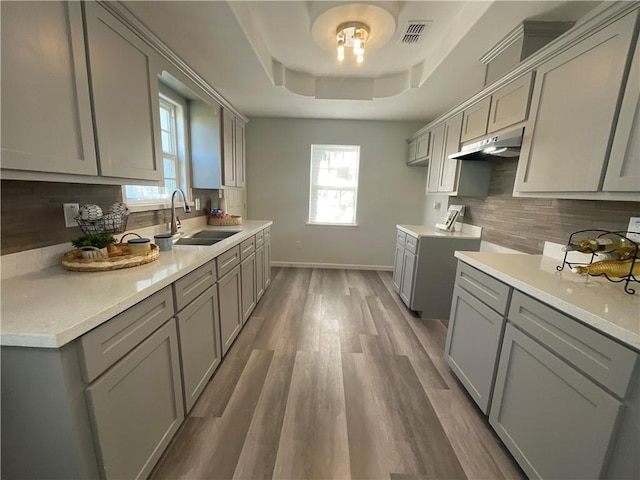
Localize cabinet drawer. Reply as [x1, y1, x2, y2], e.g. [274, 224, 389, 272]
[79, 287, 174, 383]
[173, 259, 216, 312]
[456, 262, 511, 314]
[255, 230, 264, 247]
[217, 245, 240, 278]
[263, 227, 271, 242]
[396, 230, 407, 246]
[240, 236, 255, 261]
[405, 234, 419, 254]
[508, 291, 638, 398]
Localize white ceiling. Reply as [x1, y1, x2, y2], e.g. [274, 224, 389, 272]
[122, 1, 600, 122]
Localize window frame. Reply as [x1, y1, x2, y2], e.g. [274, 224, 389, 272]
[307, 144, 361, 227]
[122, 83, 193, 212]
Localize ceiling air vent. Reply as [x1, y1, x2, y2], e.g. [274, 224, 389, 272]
[400, 21, 429, 45]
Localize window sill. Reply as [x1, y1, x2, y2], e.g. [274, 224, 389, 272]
[306, 222, 359, 228]
[127, 200, 195, 213]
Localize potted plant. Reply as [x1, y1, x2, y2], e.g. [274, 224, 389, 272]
[72, 233, 117, 260]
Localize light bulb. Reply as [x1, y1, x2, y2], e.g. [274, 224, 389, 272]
[356, 52, 364, 63]
[353, 38, 361, 53]
[337, 44, 345, 61]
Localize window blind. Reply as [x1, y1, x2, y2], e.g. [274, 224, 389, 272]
[308, 144, 360, 225]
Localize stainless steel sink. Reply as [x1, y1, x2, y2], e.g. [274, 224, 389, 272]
[173, 230, 239, 246]
[174, 237, 222, 246]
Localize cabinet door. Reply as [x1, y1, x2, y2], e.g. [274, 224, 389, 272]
[426, 124, 445, 193]
[1, 1, 97, 175]
[218, 265, 242, 355]
[255, 245, 265, 301]
[444, 287, 506, 414]
[241, 254, 256, 324]
[264, 239, 272, 288]
[490, 324, 622, 480]
[190, 100, 222, 189]
[438, 113, 463, 192]
[84, 2, 162, 181]
[176, 285, 221, 413]
[415, 133, 429, 161]
[487, 72, 534, 134]
[85, 320, 184, 480]
[515, 12, 636, 193]
[604, 34, 640, 192]
[392, 243, 404, 292]
[406, 139, 417, 164]
[461, 96, 491, 142]
[399, 250, 416, 308]
[222, 109, 236, 186]
[235, 119, 246, 188]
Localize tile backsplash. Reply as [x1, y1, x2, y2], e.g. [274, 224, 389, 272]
[0, 180, 233, 255]
[455, 158, 639, 254]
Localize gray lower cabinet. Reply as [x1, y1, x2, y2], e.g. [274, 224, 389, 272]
[392, 242, 404, 292]
[490, 323, 622, 479]
[444, 286, 507, 413]
[241, 253, 257, 324]
[264, 239, 272, 288]
[219, 264, 243, 355]
[85, 319, 184, 480]
[176, 284, 221, 413]
[399, 249, 416, 306]
[255, 244, 265, 300]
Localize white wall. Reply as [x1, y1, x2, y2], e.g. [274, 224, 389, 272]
[246, 118, 426, 268]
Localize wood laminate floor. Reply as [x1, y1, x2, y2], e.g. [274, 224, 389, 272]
[152, 268, 524, 480]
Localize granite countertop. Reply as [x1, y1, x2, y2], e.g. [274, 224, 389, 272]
[455, 251, 640, 352]
[397, 224, 482, 239]
[1, 220, 272, 349]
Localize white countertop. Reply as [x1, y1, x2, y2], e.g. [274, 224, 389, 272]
[0, 220, 272, 349]
[455, 251, 640, 352]
[397, 224, 482, 239]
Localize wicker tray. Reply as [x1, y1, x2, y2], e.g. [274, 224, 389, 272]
[62, 244, 160, 272]
[208, 215, 242, 226]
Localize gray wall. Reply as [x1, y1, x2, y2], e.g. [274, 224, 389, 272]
[246, 118, 425, 268]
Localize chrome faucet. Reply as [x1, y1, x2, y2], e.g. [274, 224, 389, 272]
[170, 189, 191, 235]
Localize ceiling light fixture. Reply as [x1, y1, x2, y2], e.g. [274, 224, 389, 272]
[336, 22, 370, 64]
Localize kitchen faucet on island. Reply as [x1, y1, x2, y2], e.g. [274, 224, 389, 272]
[170, 188, 191, 235]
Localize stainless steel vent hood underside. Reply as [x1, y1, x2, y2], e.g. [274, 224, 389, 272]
[449, 128, 524, 160]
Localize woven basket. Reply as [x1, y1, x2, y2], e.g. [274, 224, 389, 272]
[208, 215, 242, 226]
[62, 244, 160, 272]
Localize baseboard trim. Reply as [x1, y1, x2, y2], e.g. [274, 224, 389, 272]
[271, 261, 393, 272]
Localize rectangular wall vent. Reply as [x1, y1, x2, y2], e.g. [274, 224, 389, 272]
[400, 21, 429, 45]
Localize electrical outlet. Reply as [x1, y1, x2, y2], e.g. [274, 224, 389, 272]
[433, 201, 441, 210]
[295, 240, 302, 249]
[63, 203, 80, 228]
[627, 217, 640, 242]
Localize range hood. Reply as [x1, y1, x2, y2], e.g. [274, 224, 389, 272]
[449, 128, 524, 160]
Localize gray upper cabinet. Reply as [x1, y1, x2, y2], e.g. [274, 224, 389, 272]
[461, 96, 491, 143]
[603, 34, 640, 192]
[406, 132, 429, 166]
[438, 113, 463, 192]
[190, 99, 222, 189]
[176, 284, 221, 413]
[487, 72, 533, 134]
[514, 11, 637, 194]
[235, 119, 246, 188]
[426, 124, 445, 193]
[85, 320, 184, 480]
[83, 1, 163, 182]
[490, 323, 622, 480]
[1, 1, 97, 176]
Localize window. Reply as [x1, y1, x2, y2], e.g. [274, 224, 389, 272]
[123, 85, 190, 208]
[308, 144, 360, 225]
